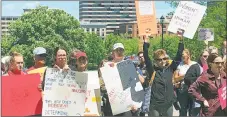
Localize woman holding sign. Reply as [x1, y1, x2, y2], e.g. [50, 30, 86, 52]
[188, 54, 227, 116]
[41, 47, 70, 91]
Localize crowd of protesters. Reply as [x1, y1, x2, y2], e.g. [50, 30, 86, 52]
[1, 32, 226, 116]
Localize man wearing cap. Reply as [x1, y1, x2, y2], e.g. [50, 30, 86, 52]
[26, 47, 47, 72]
[101, 43, 139, 116]
[69, 50, 88, 72]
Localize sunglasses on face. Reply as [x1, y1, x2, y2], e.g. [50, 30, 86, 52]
[155, 57, 168, 61]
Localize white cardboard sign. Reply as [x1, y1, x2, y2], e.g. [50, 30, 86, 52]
[42, 68, 88, 116]
[168, 1, 207, 39]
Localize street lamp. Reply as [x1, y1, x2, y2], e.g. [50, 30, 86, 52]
[160, 16, 165, 49]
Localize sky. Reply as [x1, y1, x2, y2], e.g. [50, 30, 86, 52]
[2, 1, 175, 20]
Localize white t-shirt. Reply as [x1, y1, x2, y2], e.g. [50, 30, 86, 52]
[177, 61, 197, 76]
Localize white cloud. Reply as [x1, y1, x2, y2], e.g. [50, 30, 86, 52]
[23, 2, 40, 9]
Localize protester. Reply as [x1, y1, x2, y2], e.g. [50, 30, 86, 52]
[101, 43, 140, 116]
[1, 56, 11, 75]
[184, 50, 209, 116]
[69, 50, 88, 72]
[173, 49, 197, 116]
[137, 51, 151, 116]
[188, 54, 227, 116]
[26, 47, 47, 72]
[3, 52, 26, 76]
[142, 33, 184, 116]
[41, 47, 69, 90]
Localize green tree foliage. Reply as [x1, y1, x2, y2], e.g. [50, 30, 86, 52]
[148, 34, 206, 61]
[165, 1, 207, 8]
[2, 6, 92, 68]
[199, 1, 226, 49]
[85, 33, 106, 70]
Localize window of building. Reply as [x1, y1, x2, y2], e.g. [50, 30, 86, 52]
[101, 32, 105, 37]
[6, 18, 12, 20]
[128, 25, 132, 29]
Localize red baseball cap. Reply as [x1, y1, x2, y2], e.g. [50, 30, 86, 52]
[75, 51, 87, 59]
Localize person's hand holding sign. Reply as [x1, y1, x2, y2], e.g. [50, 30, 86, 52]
[142, 28, 152, 43]
[177, 28, 184, 41]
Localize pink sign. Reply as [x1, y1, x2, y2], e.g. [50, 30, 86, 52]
[218, 81, 226, 110]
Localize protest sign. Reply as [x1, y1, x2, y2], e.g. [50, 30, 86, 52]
[117, 60, 144, 108]
[27, 67, 47, 81]
[218, 81, 226, 110]
[100, 60, 144, 115]
[168, 1, 207, 39]
[135, 0, 157, 36]
[83, 71, 101, 116]
[2, 74, 42, 116]
[42, 68, 88, 116]
[198, 28, 214, 41]
[27, 67, 47, 98]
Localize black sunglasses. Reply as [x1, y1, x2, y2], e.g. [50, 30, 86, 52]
[155, 57, 168, 61]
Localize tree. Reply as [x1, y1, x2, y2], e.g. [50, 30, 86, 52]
[148, 34, 206, 61]
[2, 6, 89, 68]
[85, 33, 106, 70]
[199, 1, 226, 49]
[166, 1, 207, 8]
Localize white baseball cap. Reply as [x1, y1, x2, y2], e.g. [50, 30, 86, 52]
[113, 43, 124, 50]
[33, 47, 47, 55]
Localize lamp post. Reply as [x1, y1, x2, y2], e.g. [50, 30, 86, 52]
[160, 16, 165, 49]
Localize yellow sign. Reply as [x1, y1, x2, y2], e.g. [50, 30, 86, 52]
[27, 67, 47, 98]
[27, 67, 47, 81]
[92, 97, 101, 102]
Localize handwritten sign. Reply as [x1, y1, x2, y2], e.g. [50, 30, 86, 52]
[83, 71, 101, 116]
[198, 28, 214, 41]
[135, 0, 157, 36]
[117, 60, 144, 108]
[100, 60, 144, 115]
[2, 74, 42, 116]
[42, 68, 88, 116]
[218, 81, 226, 110]
[168, 1, 207, 39]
